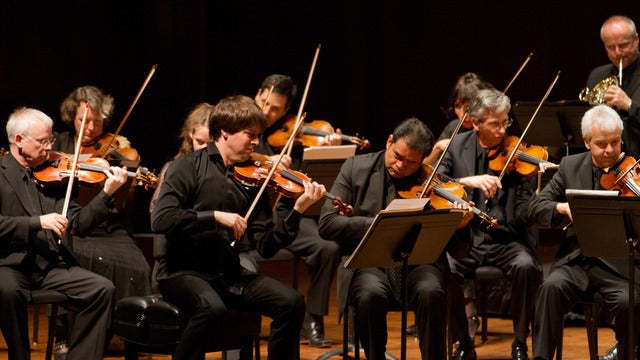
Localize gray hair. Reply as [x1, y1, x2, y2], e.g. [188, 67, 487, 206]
[467, 88, 511, 122]
[6, 107, 54, 144]
[581, 104, 623, 142]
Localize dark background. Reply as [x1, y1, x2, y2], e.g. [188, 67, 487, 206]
[1, 1, 638, 177]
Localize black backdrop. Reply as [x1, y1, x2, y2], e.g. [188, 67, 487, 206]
[1, 0, 639, 176]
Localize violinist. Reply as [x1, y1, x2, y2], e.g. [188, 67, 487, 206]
[318, 117, 474, 360]
[151, 95, 326, 360]
[52, 85, 152, 355]
[586, 15, 640, 159]
[0, 107, 128, 360]
[423, 72, 495, 166]
[528, 105, 640, 360]
[252, 73, 341, 347]
[437, 88, 542, 360]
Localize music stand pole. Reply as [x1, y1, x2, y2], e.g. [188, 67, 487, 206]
[624, 210, 637, 358]
[392, 224, 423, 360]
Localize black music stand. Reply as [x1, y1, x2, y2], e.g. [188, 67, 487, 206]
[567, 189, 640, 358]
[344, 202, 465, 360]
[512, 100, 590, 156]
[300, 145, 356, 216]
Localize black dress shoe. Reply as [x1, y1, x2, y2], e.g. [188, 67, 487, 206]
[599, 343, 617, 360]
[452, 337, 477, 360]
[512, 340, 529, 360]
[301, 312, 331, 348]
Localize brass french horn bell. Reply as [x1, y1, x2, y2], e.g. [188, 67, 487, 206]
[578, 75, 619, 105]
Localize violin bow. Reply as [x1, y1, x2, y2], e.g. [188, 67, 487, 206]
[496, 71, 561, 182]
[234, 45, 321, 246]
[61, 104, 90, 219]
[503, 52, 533, 93]
[98, 64, 157, 158]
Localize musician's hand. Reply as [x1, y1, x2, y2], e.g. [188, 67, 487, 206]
[538, 161, 558, 172]
[451, 201, 474, 229]
[605, 85, 632, 111]
[270, 154, 292, 170]
[40, 213, 69, 238]
[103, 166, 129, 195]
[458, 174, 502, 198]
[214, 211, 247, 240]
[293, 181, 326, 213]
[324, 129, 343, 146]
[556, 202, 573, 221]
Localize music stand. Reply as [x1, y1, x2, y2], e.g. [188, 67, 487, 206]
[345, 202, 465, 360]
[512, 100, 589, 156]
[567, 189, 640, 358]
[300, 145, 356, 216]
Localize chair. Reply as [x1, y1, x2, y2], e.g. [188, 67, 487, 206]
[473, 265, 510, 344]
[249, 248, 301, 290]
[556, 294, 601, 360]
[30, 289, 67, 360]
[113, 294, 262, 360]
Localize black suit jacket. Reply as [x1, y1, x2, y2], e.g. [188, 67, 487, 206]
[527, 151, 638, 282]
[586, 55, 640, 158]
[0, 153, 115, 269]
[437, 131, 537, 249]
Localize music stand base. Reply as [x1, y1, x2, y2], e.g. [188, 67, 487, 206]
[316, 344, 398, 360]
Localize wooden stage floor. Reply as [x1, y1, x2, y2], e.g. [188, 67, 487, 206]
[1, 259, 618, 360]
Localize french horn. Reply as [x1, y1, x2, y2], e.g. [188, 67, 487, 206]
[578, 75, 619, 105]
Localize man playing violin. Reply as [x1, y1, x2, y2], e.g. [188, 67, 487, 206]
[252, 73, 342, 347]
[438, 88, 542, 360]
[52, 85, 152, 356]
[151, 95, 326, 360]
[318, 117, 474, 360]
[0, 107, 129, 360]
[586, 15, 640, 159]
[528, 104, 640, 360]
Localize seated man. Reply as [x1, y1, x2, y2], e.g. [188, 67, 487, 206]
[528, 104, 640, 360]
[0, 107, 128, 360]
[318, 117, 473, 359]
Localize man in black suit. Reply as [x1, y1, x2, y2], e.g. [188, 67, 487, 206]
[528, 104, 640, 360]
[318, 118, 473, 360]
[437, 88, 542, 360]
[585, 15, 640, 159]
[0, 107, 129, 360]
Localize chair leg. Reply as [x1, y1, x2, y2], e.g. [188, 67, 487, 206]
[33, 303, 40, 346]
[481, 280, 489, 344]
[585, 302, 599, 360]
[44, 304, 58, 360]
[556, 324, 563, 359]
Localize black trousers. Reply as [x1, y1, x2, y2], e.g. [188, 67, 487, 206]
[450, 241, 542, 344]
[285, 217, 340, 316]
[349, 263, 449, 360]
[533, 259, 640, 360]
[159, 272, 305, 360]
[0, 265, 115, 360]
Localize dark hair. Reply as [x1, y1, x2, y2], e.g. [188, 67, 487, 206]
[259, 74, 297, 108]
[391, 117, 434, 156]
[444, 72, 495, 120]
[209, 95, 267, 141]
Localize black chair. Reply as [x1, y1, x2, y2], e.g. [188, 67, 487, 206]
[30, 289, 67, 360]
[473, 265, 510, 344]
[113, 294, 262, 360]
[556, 294, 602, 360]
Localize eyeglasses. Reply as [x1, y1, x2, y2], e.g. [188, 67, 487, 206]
[482, 117, 513, 130]
[24, 135, 56, 147]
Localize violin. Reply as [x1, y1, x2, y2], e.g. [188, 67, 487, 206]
[397, 164, 498, 230]
[487, 135, 553, 177]
[81, 132, 140, 162]
[234, 155, 353, 216]
[267, 115, 371, 150]
[599, 154, 640, 196]
[33, 151, 158, 189]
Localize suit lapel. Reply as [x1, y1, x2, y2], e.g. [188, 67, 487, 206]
[1, 156, 38, 216]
